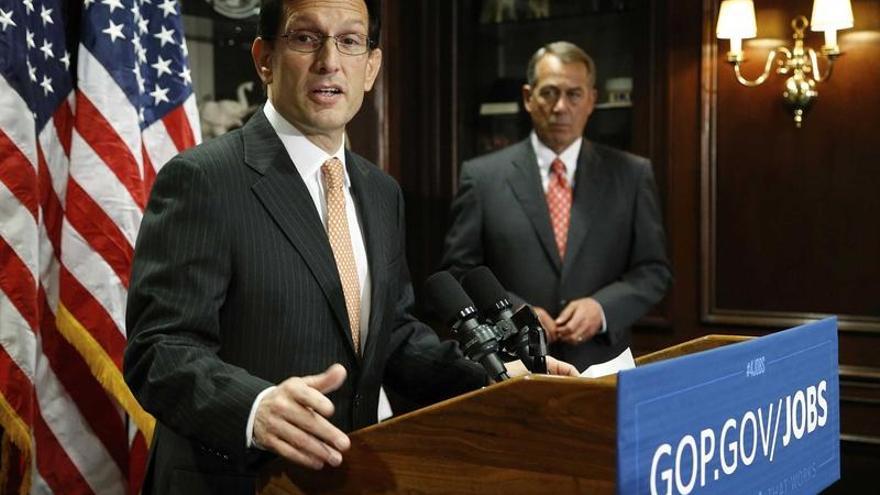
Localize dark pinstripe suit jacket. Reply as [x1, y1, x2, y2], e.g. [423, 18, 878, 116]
[124, 109, 486, 495]
[441, 139, 672, 371]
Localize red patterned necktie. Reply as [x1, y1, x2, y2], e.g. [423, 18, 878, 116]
[546, 158, 572, 260]
[322, 158, 361, 353]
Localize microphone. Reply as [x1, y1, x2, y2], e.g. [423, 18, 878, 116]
[424, 271, 510, 382]
[460, 266, 522, 354]
[460, 266, 548, 374]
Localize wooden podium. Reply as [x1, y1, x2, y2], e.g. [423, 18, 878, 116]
[257, 335, 747, 495]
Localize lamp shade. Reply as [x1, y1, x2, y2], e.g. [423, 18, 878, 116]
[716, 0, 758, 39]
[811, 0, 854, 31]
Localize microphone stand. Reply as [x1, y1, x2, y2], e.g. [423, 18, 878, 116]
[511, 306, 549, 374]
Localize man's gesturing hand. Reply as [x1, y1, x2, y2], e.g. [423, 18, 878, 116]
[253, 364, 351, 470]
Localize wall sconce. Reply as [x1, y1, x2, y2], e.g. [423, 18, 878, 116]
[716, 0, 854, 127]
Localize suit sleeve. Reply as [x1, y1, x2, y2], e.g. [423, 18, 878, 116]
[440, 162, 527, 309]
[591, 161, 672, 345]
[124, 157, 272, 464]
[385, 187, 489, 404]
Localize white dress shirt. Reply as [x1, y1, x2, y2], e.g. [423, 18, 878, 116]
[531, 132, 581, 193]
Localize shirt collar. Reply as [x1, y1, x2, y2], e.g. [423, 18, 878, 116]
[263, 100, 349, 187]
[530, 132, 581, 185]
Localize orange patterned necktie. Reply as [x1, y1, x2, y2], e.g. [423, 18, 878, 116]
[321, 158, 361, 353]
[546, 158, 572, 260]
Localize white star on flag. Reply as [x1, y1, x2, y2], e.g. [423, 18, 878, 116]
[179, 66, 191, 84]
[26, 29, 35, 48]
[134, 66, 145, 91]
[61, 51, 71, 69]
[151, 55, 173, 77]
[23, 0, 34, 13]
[40, 39, 54, 59]
[0, 8, 15, 31]
[133, 34, 142, 51]
[40, 75, 53, 95]
[158, 0, 176, 18]
[26, 59, 37, 81]
[102, 0, 125, 14]
[40, 5, 54, 26]
[154, 25, 176, 47]
[103, 19, 126, 42]
[150, 84, 170, 104]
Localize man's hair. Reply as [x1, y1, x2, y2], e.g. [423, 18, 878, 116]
[258, 0, 381, 47]
[526, 41, 596, 88]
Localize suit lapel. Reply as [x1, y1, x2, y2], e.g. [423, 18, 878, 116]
[346, 151, 387, 364]
[507, 140, 562, 272]
[242, 110, 357, 360]
[562, 141, 607, 277]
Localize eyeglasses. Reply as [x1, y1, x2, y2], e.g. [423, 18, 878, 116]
[278, 30, 373, 56]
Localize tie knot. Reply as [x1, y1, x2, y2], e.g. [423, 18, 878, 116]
[550, 158, 566, 176]
[321, 157, 345, 192]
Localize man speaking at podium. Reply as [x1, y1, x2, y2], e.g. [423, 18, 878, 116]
[124, 1, 576, 494]
[442, 41, 673, 372]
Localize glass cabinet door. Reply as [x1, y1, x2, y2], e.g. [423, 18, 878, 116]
[456, 0, 657, 164]
[181, 1, 263, 141]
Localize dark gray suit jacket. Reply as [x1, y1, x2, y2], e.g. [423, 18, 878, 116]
[124, 110, 487, 495]
[441, 138, 672, 371]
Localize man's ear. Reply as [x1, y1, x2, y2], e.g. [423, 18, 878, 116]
[364, 48, 383, 92]
[584, 87, 598, 117]
[252, 37, 274, 85]
[522, 84, 533, 113]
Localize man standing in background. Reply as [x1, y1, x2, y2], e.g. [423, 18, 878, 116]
[442, 41, 672, 372]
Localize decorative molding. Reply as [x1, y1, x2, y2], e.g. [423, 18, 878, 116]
[840, 365, 880, 382]
[840, 434, 880, 447]
[703, 310, 880, 333]
[700, 0, 720, 333]
[839, 364, 880, 447]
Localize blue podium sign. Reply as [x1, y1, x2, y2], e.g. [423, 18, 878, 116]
[617, 318, 839, 495]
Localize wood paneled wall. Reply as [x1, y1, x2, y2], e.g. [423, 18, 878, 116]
[347, 0, 880, 490]
[697, 2, 880, 489]
[706, 0, 880, 333]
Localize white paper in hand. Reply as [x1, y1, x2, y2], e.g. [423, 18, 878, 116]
[580, 347, 636, 378]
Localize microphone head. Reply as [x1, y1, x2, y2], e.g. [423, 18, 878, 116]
[461, 266, 510, 316]
[424, 271, 477, 325]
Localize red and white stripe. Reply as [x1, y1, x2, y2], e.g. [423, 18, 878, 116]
[1, 71, 41, 495]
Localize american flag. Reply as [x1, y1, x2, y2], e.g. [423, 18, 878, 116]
[0, 0, 200, 493]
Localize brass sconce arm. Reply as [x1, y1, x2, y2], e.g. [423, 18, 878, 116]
[730, 47, 790, 87]
[807, 48, 836, 82]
